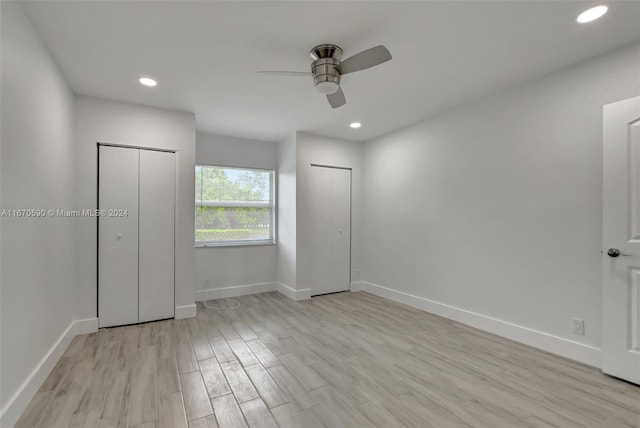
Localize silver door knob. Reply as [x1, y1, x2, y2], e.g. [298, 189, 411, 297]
[607, 248, 630, 257]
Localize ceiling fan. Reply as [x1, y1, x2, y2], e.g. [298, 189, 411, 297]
[257, 44, 392, 109]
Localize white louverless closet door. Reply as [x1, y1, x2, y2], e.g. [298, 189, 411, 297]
[138, 149, 175, 322]
[309, 166, 351, 296]
[98, 146, 139, 328]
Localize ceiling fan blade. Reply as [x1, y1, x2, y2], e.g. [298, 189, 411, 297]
[256, 71, 311, 76]
[338, 45, 392, 75]
[327, 87, 346, 109]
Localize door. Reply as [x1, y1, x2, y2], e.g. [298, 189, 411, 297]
[603, 95, 640, 384]
[138, 149, 175, 322]
[98, 145, 176, 327]
[309, 165, 351, 296]
[98, 146, 139, 328]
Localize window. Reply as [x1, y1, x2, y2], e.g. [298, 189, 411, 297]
[195, 165, 274, 246]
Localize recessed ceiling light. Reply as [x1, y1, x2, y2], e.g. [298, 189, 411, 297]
[577, 5, 608, 23]
[350, 122, 362, 129]
[139, 77, 157, 87]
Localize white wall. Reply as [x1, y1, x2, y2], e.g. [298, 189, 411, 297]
[74, 96, 196, 318]
[296, 132, 363, 293]
[195, 132, 277, 299]
[362, 43, 640, 361]
[0, 2, 76, 425]
[277, 135, 297, 291]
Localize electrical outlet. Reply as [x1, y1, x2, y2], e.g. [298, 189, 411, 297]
[355, 270, 361, 279]
[572, 318, 585, 335]
[205, 279, 211, 288]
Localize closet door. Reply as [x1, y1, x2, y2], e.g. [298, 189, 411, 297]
[138, 149, 175, 322]
[309, 165, 351, 296]
[98, 146, 139, 328]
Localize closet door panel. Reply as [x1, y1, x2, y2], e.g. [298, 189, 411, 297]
[138, 149, 175, 322]
[309, 166, 332, 296]
[330, 168, 351, 293]
[98, 146, 139, 328]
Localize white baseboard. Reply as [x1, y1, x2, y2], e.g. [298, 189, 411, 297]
[195, 282, 277, 302]
[356, 281, 602, 368]
[175, 304, 197, 319]
[350, 281, 365, 292]
[276, 282, 311, 301]
[0, 317, 98, 428]
[73, 318, 99, 335]
[193, 280, 312, 302]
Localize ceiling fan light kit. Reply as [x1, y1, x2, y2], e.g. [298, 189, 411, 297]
[258, 43, 392, 109]
[310, 44, 343, 95]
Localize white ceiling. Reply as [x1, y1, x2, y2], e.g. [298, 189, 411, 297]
[21, 1, 640, 142]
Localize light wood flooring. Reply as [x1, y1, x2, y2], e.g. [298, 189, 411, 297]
[16, 291, 640, 428]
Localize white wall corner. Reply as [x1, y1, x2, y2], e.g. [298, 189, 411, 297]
[195, 282, 278, 301]
[357, 281, 602, 368]
[0, 320, 78, 428]
[175, 304, 197, 319]
[276, 282, 311, 301]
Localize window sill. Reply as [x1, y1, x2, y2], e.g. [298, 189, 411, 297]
[195, 241, 276, 249]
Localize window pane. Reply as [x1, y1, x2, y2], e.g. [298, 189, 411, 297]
[195, 206, 270, 241]
[198, 167, 270, 203]
[195, 165, 273, 244]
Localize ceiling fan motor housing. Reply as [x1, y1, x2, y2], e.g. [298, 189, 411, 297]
[310, 44, 342, 94]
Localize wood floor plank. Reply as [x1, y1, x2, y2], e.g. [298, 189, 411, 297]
[188, 414, 219, 428]
[99, 369, 131, 421]
[36, 390, 84, 428]
[176, 342, 199, 374]
[255, 331, 287, 356]
[180, 371, 213, 421]
[244, 364, 288, 409]
[209, 336, 237, 363]
[245, 339, 280, 368]
[128, 346, 158, 426]
[239, 398, 278, 428]
[227, 338, 259, 367]
[220, 360, 259, 403]
[192, 334, 216, 361]
[158, 391, 188, 428]
[199, 357, 232, 398]
[211, 394, 248, 428]
[269, 403, 306, 428]
[266, 365, 319, 411]
[157, 356, 181, 396]
[278, 352, 327, 391]
[69, 408, 100, 428]
[232, 321, 258, 342]
[357, 401, 403, 427]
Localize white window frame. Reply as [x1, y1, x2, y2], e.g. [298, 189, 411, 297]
[195, 164, 276, 247]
